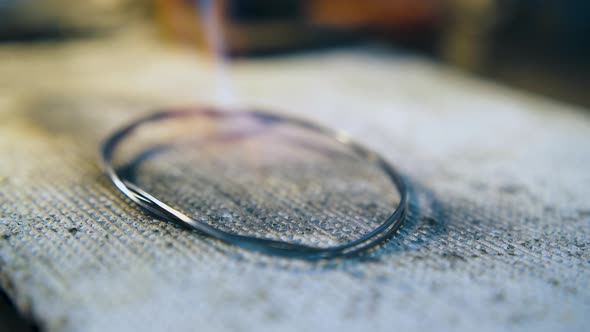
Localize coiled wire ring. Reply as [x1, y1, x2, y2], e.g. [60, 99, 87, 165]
[100, 109, 407, 259]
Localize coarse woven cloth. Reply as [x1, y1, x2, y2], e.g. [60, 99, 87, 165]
[0, 29, 589, 332]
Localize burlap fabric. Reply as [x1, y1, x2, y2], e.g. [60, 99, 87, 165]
[0, 29, 588, 331]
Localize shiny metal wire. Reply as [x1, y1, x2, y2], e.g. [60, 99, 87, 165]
[100, 109, 407, 259]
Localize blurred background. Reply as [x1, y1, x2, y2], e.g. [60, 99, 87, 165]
[1, 0, 589, 107]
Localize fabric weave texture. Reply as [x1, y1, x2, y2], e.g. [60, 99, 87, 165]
[0, 31, 589, 331]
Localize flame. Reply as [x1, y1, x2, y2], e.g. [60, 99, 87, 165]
[198, 0, 239, 109]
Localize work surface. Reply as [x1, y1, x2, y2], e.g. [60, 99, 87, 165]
[1, 28, 589, 331]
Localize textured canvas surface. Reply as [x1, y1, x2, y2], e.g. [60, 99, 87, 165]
[0, 29, 589, 331]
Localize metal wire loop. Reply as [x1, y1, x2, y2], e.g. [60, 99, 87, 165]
[100, 109, 408, 259]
